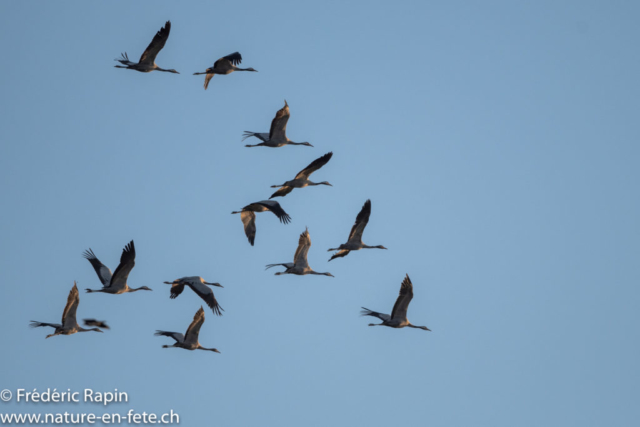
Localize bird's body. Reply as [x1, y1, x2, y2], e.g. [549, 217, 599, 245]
[267, 228, 334, 277]
[30, 283, 104, 339]
[270, 152, 333, 198]
[243, 101, 313, 148]
[115, 21, 179, 74]
[155, 307, 220, 353]
[361, 275, 430, 331]
[193, 52, 257, 89]
[328, 199, 387, 261]
[232, 200, 291, 246]
[164, 276, 224, 316]
[84, 241, 152, 294]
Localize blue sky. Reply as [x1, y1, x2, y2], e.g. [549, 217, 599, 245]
[1, 1, 639, 426]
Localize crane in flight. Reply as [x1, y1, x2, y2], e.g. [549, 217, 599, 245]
[115, 21, 179, 74]
[193, 52, 257, 89]
[155, 307, 221, 353]
[361, 275, 430, 331]
[328, 199, 387, 261]
[30, 282, 104, 338]
[269, 152, 333, 198]
[83, 240, 152, 294]
[266, 228, 334, 277]
[243, 101, 313, 148]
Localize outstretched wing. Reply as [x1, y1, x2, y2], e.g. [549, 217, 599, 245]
[269, 101, 290, 141]
[295, 152, 333, 180]
[169, 282, 186, 299]
[188, 282, 224, 316]
[347, 199, 371, 244]
[256, 200, 291, 224]
[242, 132, 270, 142]
[265, 263, 294, 270]
[204, 73, 214, 90]
[390, 275, 414, 321]
[328, 249, 350, 261]
[83, 319, 109, 329]
[360, 307, 391, 322]
[240, 211, 257, 245]
[83, 249, 112, 286]
[139, 21, 171, 65]
[29, 321, 61, 329]
[293, 228, 311, 269]
[61, 283, 80, 328]
[107, 240, 136, 291]
[184, 307, 205, 345]
[221, 52, 242, 65]
[154, 330, 184, 343]
[269, 186, 294, 199]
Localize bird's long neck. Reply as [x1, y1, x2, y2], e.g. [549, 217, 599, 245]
[156, 67, 178, 74]
[78, 327, 102, 333]
[310, 271, 333, 277]
[362, 244, 386, 249]
[408, 324, 431, 331]
[308, 181, 331, 186]
[287, 141, 308, 146]
[128, 287, 147, 292]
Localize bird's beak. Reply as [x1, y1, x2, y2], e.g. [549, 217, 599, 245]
[214, 349, 221, 353]
[205, 282, 224, 288]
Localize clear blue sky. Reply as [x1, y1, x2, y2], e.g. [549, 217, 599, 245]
[1, 1, 639, 426]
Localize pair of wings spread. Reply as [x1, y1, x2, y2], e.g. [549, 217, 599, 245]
[366, 275, 415, 322]
[83, 241, 136, 292]
[155, 306, 206, 345]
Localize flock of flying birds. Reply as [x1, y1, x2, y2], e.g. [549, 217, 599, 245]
[29, 20, 431, 352]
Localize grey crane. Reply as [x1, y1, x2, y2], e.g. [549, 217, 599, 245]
[84, 240, 152, 294]
[193, 52, 257, 89]
[266, 228, 334, 277]
[361, 275, 430, 331]
[243, 101, 313, 148]
[155, 307, 220, 353]
[30, 283, 104, 338]
[83, 319, 110, 330]
[163, 276, 224, 316]
[328, 199, 387, 261]
[270, 152, 333, 198]
[115, 21, 179, 74]
[232, 200, 291, 246]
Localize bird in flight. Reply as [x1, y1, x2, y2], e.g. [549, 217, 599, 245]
[30, 282, 104, 338]
[266, 228, 334, 277]
[83, 240, 152, 294]
[232, 200, 291, 246]
[164, 276, 224, 316]
[193, 52, 257, 89]
[270, 152, 333, 198]
[155, 307, 221, 353]
[115, 21, 179, 74]
[361, 275, 430, 331]
[328, 200, 387, 261]
[243, 101, 313, 148]
[83, 319, 110, 330]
